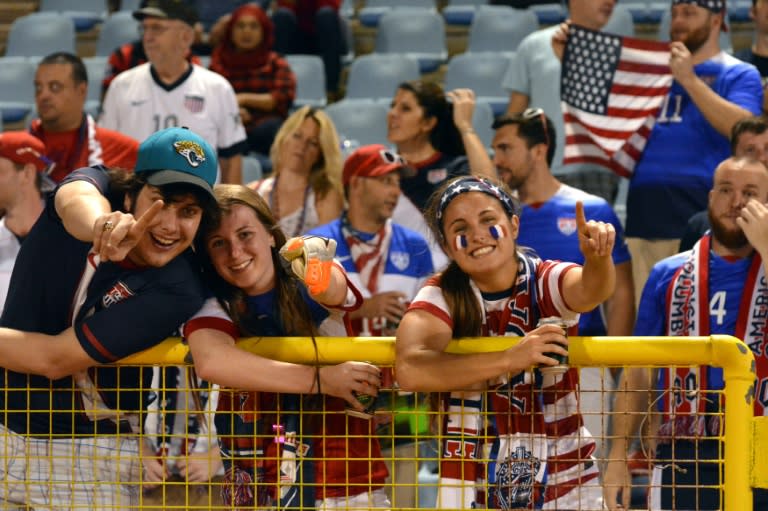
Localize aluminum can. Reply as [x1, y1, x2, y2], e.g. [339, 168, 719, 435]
[537, 317, 569, 375]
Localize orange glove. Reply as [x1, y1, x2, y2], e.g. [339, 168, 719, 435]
[279, 236, 337, 296]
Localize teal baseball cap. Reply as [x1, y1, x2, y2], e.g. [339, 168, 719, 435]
[135, 127, 217, 198]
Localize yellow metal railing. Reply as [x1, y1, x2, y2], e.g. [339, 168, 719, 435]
[119, 334, 757, 510]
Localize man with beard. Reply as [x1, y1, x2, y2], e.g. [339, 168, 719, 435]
[679, 115, 768, 252]
[620, 0, 762, 308]
[603, 156, 768, 510]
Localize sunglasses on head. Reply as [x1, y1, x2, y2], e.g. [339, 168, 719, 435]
[521, 107, 550, 150]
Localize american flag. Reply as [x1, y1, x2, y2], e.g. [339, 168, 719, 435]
[183, 94, 205, 113]
[561, 25, 672, 178]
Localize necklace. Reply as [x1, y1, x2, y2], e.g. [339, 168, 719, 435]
[269, 175, 312, 237]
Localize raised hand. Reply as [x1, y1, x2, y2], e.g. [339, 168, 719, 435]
[279, 235, 337, 295]
[737, 200, 768, 257]
[93, 200, 164, 263]
[446, 88, 477, 135]
[576, 201, 616, 260]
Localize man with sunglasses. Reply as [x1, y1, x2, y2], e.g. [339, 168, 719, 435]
[100, 0, 248, 184]
[491, 109, 635, 457]
[503, 0, 618, 201]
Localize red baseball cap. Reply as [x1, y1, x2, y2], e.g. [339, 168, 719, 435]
[342, 144, 408, 185]
[0, 132, 48, 171]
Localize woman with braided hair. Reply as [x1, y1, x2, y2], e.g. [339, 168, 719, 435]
[396, 175, 617, 510]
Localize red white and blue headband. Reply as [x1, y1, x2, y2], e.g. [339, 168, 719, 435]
[436, 176, 519, 225]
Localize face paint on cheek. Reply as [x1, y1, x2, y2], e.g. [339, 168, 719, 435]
[489, 224, 506, 239]
[454, 234, 468, 251]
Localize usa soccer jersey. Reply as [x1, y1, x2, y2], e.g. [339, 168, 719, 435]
[626, 52, 763, 239]
[517, 184, 631, 336]
[100, 63, 248, 174]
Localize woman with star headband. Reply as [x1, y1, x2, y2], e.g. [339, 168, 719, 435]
[395, 175, 617, 510]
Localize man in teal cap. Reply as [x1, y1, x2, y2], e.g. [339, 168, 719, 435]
[0, 127, 218, 509]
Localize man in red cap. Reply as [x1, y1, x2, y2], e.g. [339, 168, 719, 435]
[307, 144, 434, 507]
[0, 132, 49, 310]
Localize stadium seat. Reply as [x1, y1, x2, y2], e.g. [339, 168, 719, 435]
[5, 13, 76, 58]
[0, 57, 36, 124]
[95, 11, 140, 57]
[728, 0, 752, 22]
[603, 3, 636, 37]
[442, 0, 489, 26]
[119, 0, 141, 10]
[324, 100, 389, 147]
[344, 54, 420, 103]
[466, 6, 538, 55]
[444, 52, 513, 117]
[285, 55, 327, 109]
[658, 9, 732, 53]
[340, 0, 355, 19]
[242, 154, 264, 184]
[374, 9, 447, 73]
[529, 3, 567, 25]
[647, 1, 668, 24]
[39, 0, 107, 32]
[358, 0, 436, 28]
[83, 56, 108, 118]
[472, 100, 496, 149]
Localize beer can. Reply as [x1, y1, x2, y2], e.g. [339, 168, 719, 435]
[345, 390, 377, 420]
[537, 317, 569, 375]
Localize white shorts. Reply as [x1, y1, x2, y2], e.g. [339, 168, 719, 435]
[0, 423, 140, 510]
[316, 488, 391, 510]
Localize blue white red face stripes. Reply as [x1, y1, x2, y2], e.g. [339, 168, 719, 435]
[489, 224, 505, 240]
[455, 234, 468, 251]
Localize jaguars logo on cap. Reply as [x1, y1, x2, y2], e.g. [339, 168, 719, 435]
[173, 140, 206, 168]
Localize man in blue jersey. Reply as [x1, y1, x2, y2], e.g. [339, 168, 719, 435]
[622, 0, 763, 307]
[0, 126, 218, 508]
[309, 144, 434, 337]
[604, 156, 768, 510]
[492, 109, 635, 456]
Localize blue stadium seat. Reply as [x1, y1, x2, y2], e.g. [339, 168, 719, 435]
[529, 3, 567, 25]
[374, 9, 447, 73]
[0, 57, 36, 124]
[119, 0, 141, 10]
[5, 13, 76, 58]
[95, 11, 140, 57]
[285, 55, 327, 109]
[466, 6, 538, 55]
[83, 56, 108, 118]
[603, 4, 636, 37]
[39, 0, 107, 32]
[344, 54, 420, 103]
[472, 100, 496, 149]
[444, 52, 513, 117]
[647, 1, 668, 24]
[442, 0, 489, 26]
[728, 0, 752, 22]
[621, 1, 652, 24]
[324, 100, 389, 147]
[358, 0, 436, 28]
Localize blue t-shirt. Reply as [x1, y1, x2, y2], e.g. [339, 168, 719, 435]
[517, 185, 631, 335]
[635, 245, 751, 397]
[626, 53, 763, 239]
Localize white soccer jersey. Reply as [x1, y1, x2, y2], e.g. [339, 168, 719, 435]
[100, 63, 246, 157]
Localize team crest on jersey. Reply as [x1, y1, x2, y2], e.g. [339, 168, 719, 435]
[557, 217, 577, 236]
[102, 281, 134, 308]
[174, 140, 206, 168]
[390, 251, 410, 271]
[427, 168, 448, 184]
[494, 446, 541, 510]
[183, 94, 205, 113]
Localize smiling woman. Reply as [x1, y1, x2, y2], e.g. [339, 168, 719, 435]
[395, 175, 617, 510]
[248, 106, 344, 237]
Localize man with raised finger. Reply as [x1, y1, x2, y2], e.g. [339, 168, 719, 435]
[0, 126, 218, 509]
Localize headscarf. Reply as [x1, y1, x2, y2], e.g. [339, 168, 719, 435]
[210, 4, 275, 72]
